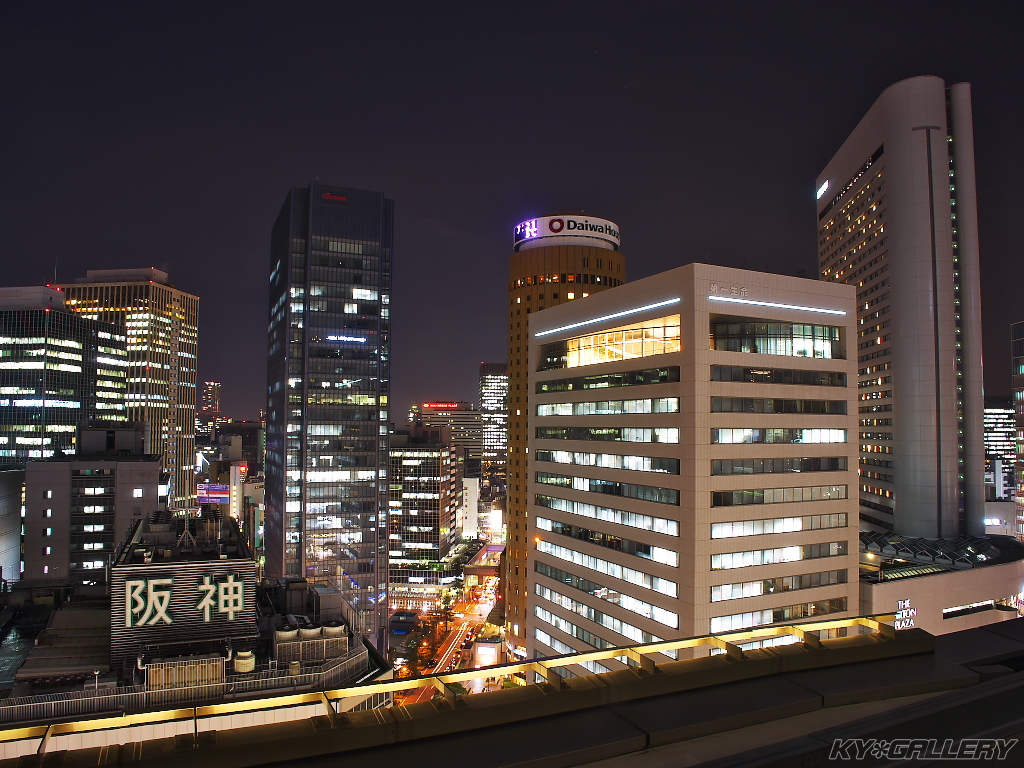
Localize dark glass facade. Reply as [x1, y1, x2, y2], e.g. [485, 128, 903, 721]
[266, 183, 392, 645]
[0, 309, 128, 464]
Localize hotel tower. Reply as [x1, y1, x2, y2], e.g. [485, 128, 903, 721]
[816, 76, 985, 538]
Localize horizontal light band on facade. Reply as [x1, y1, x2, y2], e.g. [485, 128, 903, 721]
[707, 295, 846, 315]
[534, 298, 681, 337]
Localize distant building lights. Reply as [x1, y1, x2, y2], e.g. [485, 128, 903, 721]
[816, 180, 830, 200]
[534, 298, 681, 337]
[325, 335, 365, 343]
[707, 295, 846, 316]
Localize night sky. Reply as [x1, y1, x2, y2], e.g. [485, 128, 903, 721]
[2, 2, 1022, 418]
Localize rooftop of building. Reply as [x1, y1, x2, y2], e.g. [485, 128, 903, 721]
[113, 514, 253, 567]
[0, 286, 66, 312]
[859, 532, 1024, 583]
[69, 267, 170, 285]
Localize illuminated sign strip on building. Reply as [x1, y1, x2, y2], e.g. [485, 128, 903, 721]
[534, 298, 681, 338]
[708, 296, 846, 316]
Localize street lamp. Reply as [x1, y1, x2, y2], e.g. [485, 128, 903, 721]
[93, 669, 100, 690]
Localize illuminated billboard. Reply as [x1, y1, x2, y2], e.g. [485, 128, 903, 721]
[513, 215, 620, 250]
[198, 483, 230, 504]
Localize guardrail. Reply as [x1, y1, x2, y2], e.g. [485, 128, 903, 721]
[0, 614, 898, 761]
[0, 646, 371, 723]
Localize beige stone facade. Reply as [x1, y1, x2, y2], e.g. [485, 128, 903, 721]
[526, 263, 860, 669]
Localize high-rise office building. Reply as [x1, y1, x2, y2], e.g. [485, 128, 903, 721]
[505, 213, 626, 661]
[388, 433, 461, 611]
[816, 76, 984, 538]
[984, 397, 1015, 502]
[265, 183, 392, 645]
[479, 362, 509, 485]
[1013, 322, 1024, 537]
[526, 264, 860, 668]
[0, 287, 128, 464]
[197, 381, 222, 437]
[409, 401, 483, 476]
[59, 268, 199, 508]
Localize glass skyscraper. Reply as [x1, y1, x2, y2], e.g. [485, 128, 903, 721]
[265, 183, 392, 644]
[0, 287, 128, 464]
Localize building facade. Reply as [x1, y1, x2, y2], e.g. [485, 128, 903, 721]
[265, 183, 392, 645]
[815, 76, 985, 538]
[505, 213, 626, 661]
[479, 362, 509, 487]
[526, 264, 860, 670]
[984, 397, 1015, 502]
[1014, 322, 1024, 537]
[387, 434, 461, 611]
[197, 381, 222, 438]
[24, 427, 164, 585]
[59, 269, 199, 508]
[409, 401, 482, 476]
[0, 287, 128, 464]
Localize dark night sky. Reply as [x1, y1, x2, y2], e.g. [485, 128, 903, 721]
[2, 2, 1022, 418]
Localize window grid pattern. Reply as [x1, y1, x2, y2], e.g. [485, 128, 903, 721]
[534, 561, 678, 628]
[537, 540, 678, 596]
[535, 516, 678, 567]
[535, 584, 676, 654]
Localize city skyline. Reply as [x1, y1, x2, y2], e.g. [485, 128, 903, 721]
[1, 4, 1021, 418]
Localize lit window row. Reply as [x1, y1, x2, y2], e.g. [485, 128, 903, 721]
[709, 322, 842, 359]
[535, 494, 678, 536]
[537, 398, 679, 417]
[536, 517, 678, 566]
[711, 428, 847, 444]
[540, 317, 681, 371]
[536, 426, 679, 443]
[710, 513, 847, 539]
[711, 397, 847, 415]
[711, 541, 848, 570]
[711, 485, 847, 507]
[535, 450, 678, 474]
[536, 540, 678, 597]
[537, 366, 679, 394]
[710, 569, 847, 602]
[709, 597, 848, 633]
[535, 473, 679, 505]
